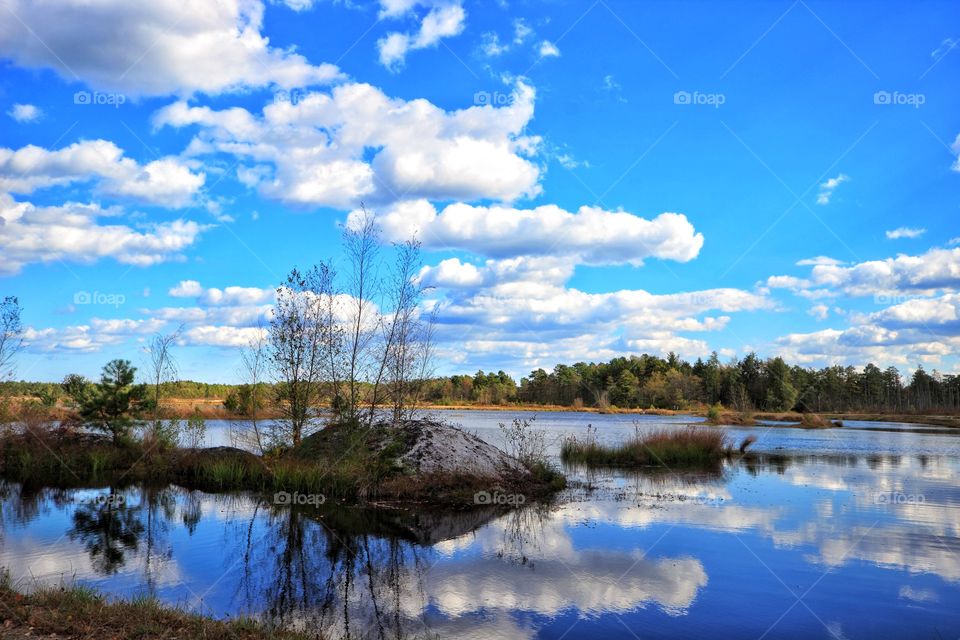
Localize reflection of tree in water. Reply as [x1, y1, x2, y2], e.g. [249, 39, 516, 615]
[181, 490, 203, 535]
[68, 491, 144, 575]
[496, 504, 552, 568]
[0, 483, 63, 527]
[231, 505, 456, 640]
[67, 486, 176, 587]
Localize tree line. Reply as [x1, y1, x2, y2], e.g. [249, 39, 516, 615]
[421, 352, 960, 414]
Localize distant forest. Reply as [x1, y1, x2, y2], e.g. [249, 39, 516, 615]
[3, 352, 959, 415]
[421, 353, 960, 414]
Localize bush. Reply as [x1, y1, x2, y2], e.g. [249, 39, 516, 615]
[184, 410, 206, 448]
[706, 403, 722, 423]
[499, 416, 547, 466]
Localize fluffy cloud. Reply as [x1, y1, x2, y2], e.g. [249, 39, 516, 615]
[870, 293, 960, 332]
[775, 327, 956, 367]
[885, 227, 926, 240]
[816, 173, 848, 205]
[7, 103, 41, 123]
[538, 40, 561, 58]
[376, 199, 739, 370]
[377, 1, 466, 70]
[0, 195, 207, 274]
[418, 250, 771, 371]
[0, 140, 204, 207]
[183, 325, 266, 347]
[774, 291, 960, 367]
[167, 280, 274, 306]
[154, 80, 539, 207]
[23, 318, 166, 352]
[0, 0, 341, 96]
[144, 280, 276, 334]
[768, 247, 960, 298]
[796, 256, 844, 267]
[480, 32, 508, 57]
[372, 200, 704, 265]
[808, 304, 830, 320]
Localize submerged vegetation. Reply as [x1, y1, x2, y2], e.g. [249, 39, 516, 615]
[561, 425, 756, 469]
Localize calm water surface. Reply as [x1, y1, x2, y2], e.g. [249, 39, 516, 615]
[2, 410, 959, 639]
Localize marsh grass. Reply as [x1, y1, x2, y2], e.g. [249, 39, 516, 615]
[799, 413, 843, 428]
[561, 427, 730, 469]
[0, 577, 310, 639]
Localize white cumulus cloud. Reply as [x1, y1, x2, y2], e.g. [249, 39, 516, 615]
[816, 173, 848, 205]
[0, 194, 207, 275]
[0, 140, 204, 208]
[0, 0, 341, 96]
[369, 200, 705, 265]
[7, 103, 41, 123]
[154, 80, 540, 208]
[885, 227, 926, 240]
[377, 1, 466, 71]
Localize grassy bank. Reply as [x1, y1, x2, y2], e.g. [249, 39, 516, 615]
[0, 422, 564, 506]
[560, 428, 737, 469]
[0, 576, 308, 640]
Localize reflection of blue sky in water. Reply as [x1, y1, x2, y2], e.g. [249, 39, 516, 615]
[2, 412, 960, 638]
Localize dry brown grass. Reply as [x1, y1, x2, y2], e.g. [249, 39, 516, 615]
[0, 579, 311, 639]
[561, 427, 729, 468]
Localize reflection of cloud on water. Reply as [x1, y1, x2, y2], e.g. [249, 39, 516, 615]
[559, 500, 781, 534]
[0, 535, 185, 589]
[413, 549, 707, 619]
[407, 504, 709, 625]
[813, 528, 960, 582]
[758, 456, 960, 582]
[899, 585, 939, 602]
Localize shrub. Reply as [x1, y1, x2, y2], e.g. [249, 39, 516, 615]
[499, 416, 547, 466]
[184, 410, 206, 448]
[706, 403, 722, 423]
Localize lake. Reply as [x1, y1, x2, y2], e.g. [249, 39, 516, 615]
[2, 410, 959, 639]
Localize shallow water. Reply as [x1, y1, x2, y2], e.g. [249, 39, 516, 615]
[3, 411, 959, 639]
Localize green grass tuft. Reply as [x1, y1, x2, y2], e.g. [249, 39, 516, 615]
[561, 427, 729, 469]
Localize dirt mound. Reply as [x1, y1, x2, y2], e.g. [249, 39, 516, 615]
[390, 419, 529, 478]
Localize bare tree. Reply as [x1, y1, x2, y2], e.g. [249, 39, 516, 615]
[146, 325, 183, 421]
[404, 303, 439, 418]
[367, 238, 433, 423]
[270, 264, 338, 446]
[234, 321, 269, 454]
[0, 296, 23, 382]
[342, 206, 380, 424]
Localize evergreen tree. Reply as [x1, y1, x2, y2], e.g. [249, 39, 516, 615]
[77, 360, 148, 444]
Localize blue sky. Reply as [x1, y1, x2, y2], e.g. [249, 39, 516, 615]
[0, 0, 958, 382]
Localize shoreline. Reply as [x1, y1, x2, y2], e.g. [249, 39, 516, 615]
[7, 395, 959, 428]
[0, 576, 309, 640]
